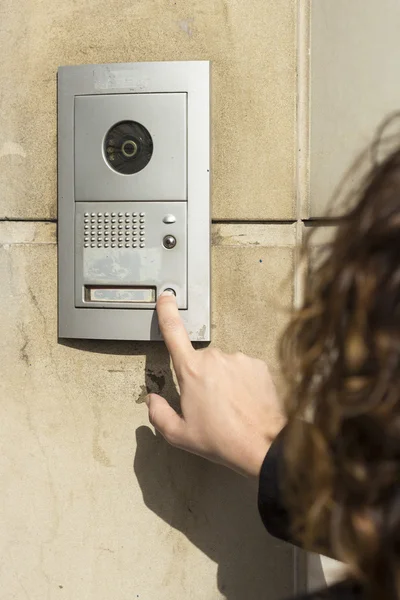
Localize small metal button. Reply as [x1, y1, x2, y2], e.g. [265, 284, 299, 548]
[104, 212, 109, 217]
[140, 237, 145, 242]
[105, 244, 109, 248]
[125, 212, 130, 217]
[84, 224, 89, 229]
[118, 225, 123, 229]
[111, 243, 116, 248]
[140, 212, 145, 217]
[118, 243, 123, 248]
[133, 213, 138, 218]
[84, 212, 89, 217]
[97, 243, 102, 248]
[164, 288, 176, 296]
[140, 243, 145, 248]
[111, 212, 116, 217]
[97, 212, 102, 217]
[91, 243, 96, 248]
[163, 235, 177, 249]
[91, 212, 96, 217]
[125, 243, 130, 248]
[118, 212, 123, 217]
[84, 218, 89, 223]
[163, 214, 176, 224]
[84, 243, 89, 248]
[132, 243, 137, 248]
[133, 225, 137, 230]
[133, 219, 137, 224]
[139, 218, 145, 223]
[140, 224, 145, 230]
[111, 218, 116, 223]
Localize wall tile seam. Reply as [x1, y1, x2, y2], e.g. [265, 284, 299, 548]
[0, 219, 299, 225]
[294, 2, 312, 592]
[0, 219, 57, 223]
[297, 0, 311, 222]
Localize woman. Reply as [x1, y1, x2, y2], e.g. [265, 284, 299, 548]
[145, 138, 400, 599]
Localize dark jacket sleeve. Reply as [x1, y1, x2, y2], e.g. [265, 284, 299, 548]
[258, 426, 364, 598]
[258, 426, 294, 544]
[258, 423, 334, 556]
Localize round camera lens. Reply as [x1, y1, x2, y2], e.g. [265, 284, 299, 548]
[104, 121, 153, 175]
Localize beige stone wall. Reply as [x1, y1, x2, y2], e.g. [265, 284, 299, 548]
[309, 0, 400, 217]
[0, 1, 302, 598]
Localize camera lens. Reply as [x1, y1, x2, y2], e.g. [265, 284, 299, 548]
[104, 121, 153, 175]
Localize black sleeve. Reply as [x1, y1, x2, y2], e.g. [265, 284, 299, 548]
[258, 426, 294, 544]
[258, 424, 334, 558]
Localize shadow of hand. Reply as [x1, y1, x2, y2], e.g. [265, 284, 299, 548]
[134, 426, 294, 600]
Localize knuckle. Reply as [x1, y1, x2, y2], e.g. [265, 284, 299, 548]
[163, 421, 180, 446]
[148, 407, 157, 427]
[180, 355, 200, 378]
[206, 347, 223, 360]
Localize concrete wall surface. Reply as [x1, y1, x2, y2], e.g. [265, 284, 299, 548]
[0, 0, 302, 598]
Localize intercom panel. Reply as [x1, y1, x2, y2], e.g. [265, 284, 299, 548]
[58, 61, 210, 341]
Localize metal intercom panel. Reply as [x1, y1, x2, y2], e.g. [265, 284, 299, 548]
[58, 61, 211, 341]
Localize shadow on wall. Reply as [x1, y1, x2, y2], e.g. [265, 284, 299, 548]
[61, 339, 293, 600]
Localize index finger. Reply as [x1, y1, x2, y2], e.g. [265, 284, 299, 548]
[156, 291, 194, 371]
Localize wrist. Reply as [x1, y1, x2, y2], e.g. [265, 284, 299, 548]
[247, 417, 287, 478]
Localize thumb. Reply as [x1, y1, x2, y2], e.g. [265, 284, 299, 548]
[145, 393, 186, 447]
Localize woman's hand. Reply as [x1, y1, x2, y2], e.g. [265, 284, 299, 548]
[145, 292, 286, 478]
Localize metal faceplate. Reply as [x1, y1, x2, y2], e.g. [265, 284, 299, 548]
[58, 61, 210, 342]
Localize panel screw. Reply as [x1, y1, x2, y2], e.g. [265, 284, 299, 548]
[163, 235, 177, 249]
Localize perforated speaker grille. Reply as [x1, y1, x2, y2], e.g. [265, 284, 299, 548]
[82, 210, 146, 249]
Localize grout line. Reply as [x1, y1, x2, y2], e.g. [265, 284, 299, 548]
[294, 1, 311, 595]
[212, 219, 297, 225]
[0, 218, 57, 223]
[297, 0, 311, 222]
[0, 218, 299, 226]
[0, 217, 339, 226]
[294, 0, 311, 315]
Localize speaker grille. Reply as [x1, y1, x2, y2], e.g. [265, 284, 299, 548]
[83, 211, 146, 249]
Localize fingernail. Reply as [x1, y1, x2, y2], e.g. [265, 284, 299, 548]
[145, 394, 151, 406]
[160, 289, 176, 297]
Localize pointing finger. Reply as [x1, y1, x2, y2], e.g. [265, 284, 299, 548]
[156, 291, 194, 373]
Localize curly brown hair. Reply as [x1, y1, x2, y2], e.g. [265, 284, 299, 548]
[280, 128, 400, 598]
